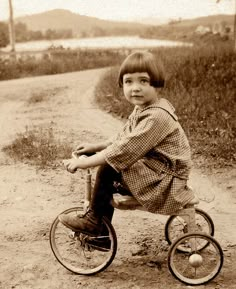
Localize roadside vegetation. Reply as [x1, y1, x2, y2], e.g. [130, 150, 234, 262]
[2, 85, 72, 168]
[2, 125, 73, 168]
[26, 87, 67, 105]
[0, 48, 125, 81]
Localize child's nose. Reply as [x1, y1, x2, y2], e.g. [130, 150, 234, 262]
[132, 82, 141, 91]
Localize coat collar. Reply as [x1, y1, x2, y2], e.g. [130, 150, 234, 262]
[135, 98, 178, 121]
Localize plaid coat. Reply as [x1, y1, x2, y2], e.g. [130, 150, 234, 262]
[104, 98, 195, 215]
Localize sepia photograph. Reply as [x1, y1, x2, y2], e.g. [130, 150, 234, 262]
[0, 0, 235, 288]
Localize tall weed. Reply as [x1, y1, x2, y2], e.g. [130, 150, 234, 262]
[3, 125, 72, 168]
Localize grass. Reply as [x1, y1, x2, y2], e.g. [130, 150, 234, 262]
[94, 43, 236, 168]
[27, 87, 67, 105]
[27, 91, 50, 105]
[2, 125, 73, 168]
[0, 48, 125, 81]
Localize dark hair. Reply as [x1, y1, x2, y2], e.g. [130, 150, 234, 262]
[118, 51, 165, 88]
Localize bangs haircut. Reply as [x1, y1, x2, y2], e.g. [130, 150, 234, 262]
[118, 51, 165, 88]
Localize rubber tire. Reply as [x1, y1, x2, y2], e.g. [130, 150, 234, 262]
[168, 232, 224, 286]
[49, 207, 117, 275]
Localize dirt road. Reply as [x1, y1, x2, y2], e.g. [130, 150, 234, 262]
[0, 69, 235, 289]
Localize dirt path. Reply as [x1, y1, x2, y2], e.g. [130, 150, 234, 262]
[0, 69, 235, 289]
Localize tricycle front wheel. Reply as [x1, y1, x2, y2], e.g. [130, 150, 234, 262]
[49, 207, 117, 275]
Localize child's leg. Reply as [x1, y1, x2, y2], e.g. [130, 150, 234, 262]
[59, 163, 122, 236]
[90, 163, 121, 222]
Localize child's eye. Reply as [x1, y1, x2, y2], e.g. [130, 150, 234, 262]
[124, 79, 132, 84]
[140, 78, 150, 84]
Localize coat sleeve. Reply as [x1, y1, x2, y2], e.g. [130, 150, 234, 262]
[103, 109, 177, 171]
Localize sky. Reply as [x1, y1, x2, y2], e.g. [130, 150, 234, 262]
[0, 0, 234, 21]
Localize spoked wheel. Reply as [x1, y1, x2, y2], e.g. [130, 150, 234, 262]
[168, 232, 224, 286]
[49, 207, 117, 275]
[165, 208, 214, 252]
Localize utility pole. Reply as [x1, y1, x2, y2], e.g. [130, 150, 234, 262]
[234, 0, 236, 50]
[8, 0, 16, 54]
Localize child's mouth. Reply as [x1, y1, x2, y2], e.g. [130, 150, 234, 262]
[132, 95, 142, 98]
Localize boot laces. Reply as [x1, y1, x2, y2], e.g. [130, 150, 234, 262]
[81, 209, 100, 223]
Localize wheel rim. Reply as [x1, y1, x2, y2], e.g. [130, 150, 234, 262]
[168, 233, 224, 285]
[49, 207, 117, 275]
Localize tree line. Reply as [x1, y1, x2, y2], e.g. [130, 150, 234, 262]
[0, 21, 73, 48]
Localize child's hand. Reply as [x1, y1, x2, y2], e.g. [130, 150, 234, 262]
[63, 158, 87, 173]
[63, 158, 78, 173]
[75, 143, 96, 156]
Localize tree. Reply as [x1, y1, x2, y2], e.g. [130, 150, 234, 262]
[217, 0, 236, 50]
[0, 22, 9, 48]
[45, 29, 58, 40]
[15, 22, 28, 42]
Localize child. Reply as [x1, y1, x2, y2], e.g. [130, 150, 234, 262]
[59, 51, 195, 238]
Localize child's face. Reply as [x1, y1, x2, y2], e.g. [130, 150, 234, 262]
[123, 72, 158, 109]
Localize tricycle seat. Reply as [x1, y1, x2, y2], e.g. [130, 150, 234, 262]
[111, 193, 199, 211]
[111, 193, 143, 210]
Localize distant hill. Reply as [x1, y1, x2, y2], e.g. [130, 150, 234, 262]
[133, 14, 234, 27]
[138, 14, 234, 43]
[14, 10, 234, 42]
[15, 9, 148, 37]
[168, 14, 234, 27]
[125, 17, 170, 26]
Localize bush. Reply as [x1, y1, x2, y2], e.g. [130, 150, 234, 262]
[2, 125, 73, 168]
[27, 87, 67, 105]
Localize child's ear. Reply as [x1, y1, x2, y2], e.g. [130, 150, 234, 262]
[155, 88, 160, 94]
